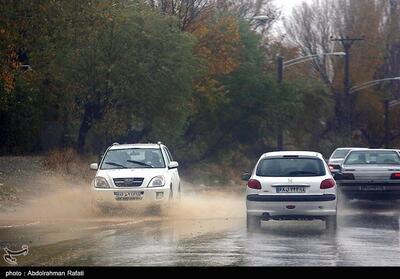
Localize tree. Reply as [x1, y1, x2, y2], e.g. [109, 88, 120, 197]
[284, 0, 389, 148]
[58, 1, 197, 153]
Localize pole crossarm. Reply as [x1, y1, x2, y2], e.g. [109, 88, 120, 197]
[350, 77, 400, 94]
[283, 52, 345, 68]
[390, 99, 400, 107]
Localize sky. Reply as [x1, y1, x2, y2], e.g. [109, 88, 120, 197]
[272, 0, 313, 34]
[274, 0, 312, 18]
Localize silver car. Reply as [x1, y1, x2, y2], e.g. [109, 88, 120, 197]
[335, 149, 400, 200]
[328, 147, 367, 173]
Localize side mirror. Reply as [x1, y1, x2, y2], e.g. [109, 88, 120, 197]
[168, 161, 179, 169]
[90, 163, 98, 170]
[241, 172, 251, 181]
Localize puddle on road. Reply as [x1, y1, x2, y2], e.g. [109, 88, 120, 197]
[0, 174, 245, 227]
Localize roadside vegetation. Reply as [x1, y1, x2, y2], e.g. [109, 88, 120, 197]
[1, 0, 400, 184]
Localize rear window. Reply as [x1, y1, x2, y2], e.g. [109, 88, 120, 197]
[344, 151, 400, 165]
[331, 149, 351, 159]
[256, 158, 326, 177]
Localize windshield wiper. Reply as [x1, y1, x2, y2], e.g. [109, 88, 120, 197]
[126, 160, 153, 168]
[104, 162, 127, 168]
[288, 171, 318, 176]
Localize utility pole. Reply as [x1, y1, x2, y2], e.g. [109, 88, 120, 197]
[276, 56, 284, 151]
[331, 36, 364, 138]
[385, 99, 400, 149]
[384, 99, 390, 148]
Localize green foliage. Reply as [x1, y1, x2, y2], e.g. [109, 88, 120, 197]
[284, 77, 333, 150]
[1, 0, 335, 177]
[179, 20, 301, 163]
[0, 76, 43, 154]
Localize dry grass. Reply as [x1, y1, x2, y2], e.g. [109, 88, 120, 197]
[43, 148, 95, 181]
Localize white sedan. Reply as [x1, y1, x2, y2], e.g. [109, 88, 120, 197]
[90, 142, 181, 213]
[244, 151, 337, 232]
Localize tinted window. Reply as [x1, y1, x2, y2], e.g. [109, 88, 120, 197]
[256, 158, 326, 177]
[344, 151, 400, 165]
[163, 148, 171, 163]
[331, 149, 351, 159]
[101, 148, 165, 169]
[165, 147, 174, 161]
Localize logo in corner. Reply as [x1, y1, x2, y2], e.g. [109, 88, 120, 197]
[3, 245, 29, 265]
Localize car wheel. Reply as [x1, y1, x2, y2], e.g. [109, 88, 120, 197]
[247, 213, 261, 232]
[177, 183, 182, 201]
[338, 191, 350, 209]
[146, 205, 162, 215]
[169, 184, 173, 201]
[91, 199, 103, 216]
[391, 214, 400, 231]
[325, 215, 337, 233]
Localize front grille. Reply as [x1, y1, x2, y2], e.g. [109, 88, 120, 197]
[113, 178, 144, 187]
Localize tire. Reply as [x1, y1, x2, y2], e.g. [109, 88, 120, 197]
[91, 199, 104, 216]
[169, 184, 173, 201]
[338, 191, 350, 209]
[247, 213, 261, 232]
[177, 183, 182, 201]
[325, 215, 337, 233]
[146, 204, 162, 215]
[391, 214, 400, 231]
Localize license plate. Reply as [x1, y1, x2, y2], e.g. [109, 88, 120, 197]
[360, 186, 385, 191]
[276, 186, 306, 193]
[114, 191, 144, 201]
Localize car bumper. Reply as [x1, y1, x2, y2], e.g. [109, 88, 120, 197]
[339, 182, 400, 199]
[246, 194, 337, 219]
[91, 187, 171, 208]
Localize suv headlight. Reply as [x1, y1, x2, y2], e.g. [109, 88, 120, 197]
[94, 177, 110, 188]
[148, 176, 165, 187]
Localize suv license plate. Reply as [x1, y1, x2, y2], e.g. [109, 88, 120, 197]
[114, 191, 144, 201]
[276, 186, 306, 193]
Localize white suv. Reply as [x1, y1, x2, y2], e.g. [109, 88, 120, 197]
[90, 142, 181, 212]
[244, 151, 337, 232]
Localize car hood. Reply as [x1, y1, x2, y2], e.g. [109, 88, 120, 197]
[95, 168, 169, 188]
[97, 168, 168, 179]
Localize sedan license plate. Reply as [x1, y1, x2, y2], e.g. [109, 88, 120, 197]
[276, 186, 306, 193]
[114, 191, 144, 201]
[360, 186, 385, 191]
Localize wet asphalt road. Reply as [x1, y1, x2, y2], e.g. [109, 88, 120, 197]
[1, 198, 400, 266]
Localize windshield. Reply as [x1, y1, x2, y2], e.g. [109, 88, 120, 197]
[331, 149, 352, 159]
[100, 148, 165, 169]
[344, 150, 400, 165]
[256, 158, 326, 177]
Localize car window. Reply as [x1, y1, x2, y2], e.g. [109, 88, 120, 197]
[162, 148, 171, 164]
[165, 147, 174, 161]
[331, 149, 351, 159]
[256, 158, 326, 177]
[101, 148, 165, 169]
[344, 151, 400, 165]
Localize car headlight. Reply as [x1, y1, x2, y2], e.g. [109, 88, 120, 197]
[94, 177, 110, 188]
[148, 176, 165, 187]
